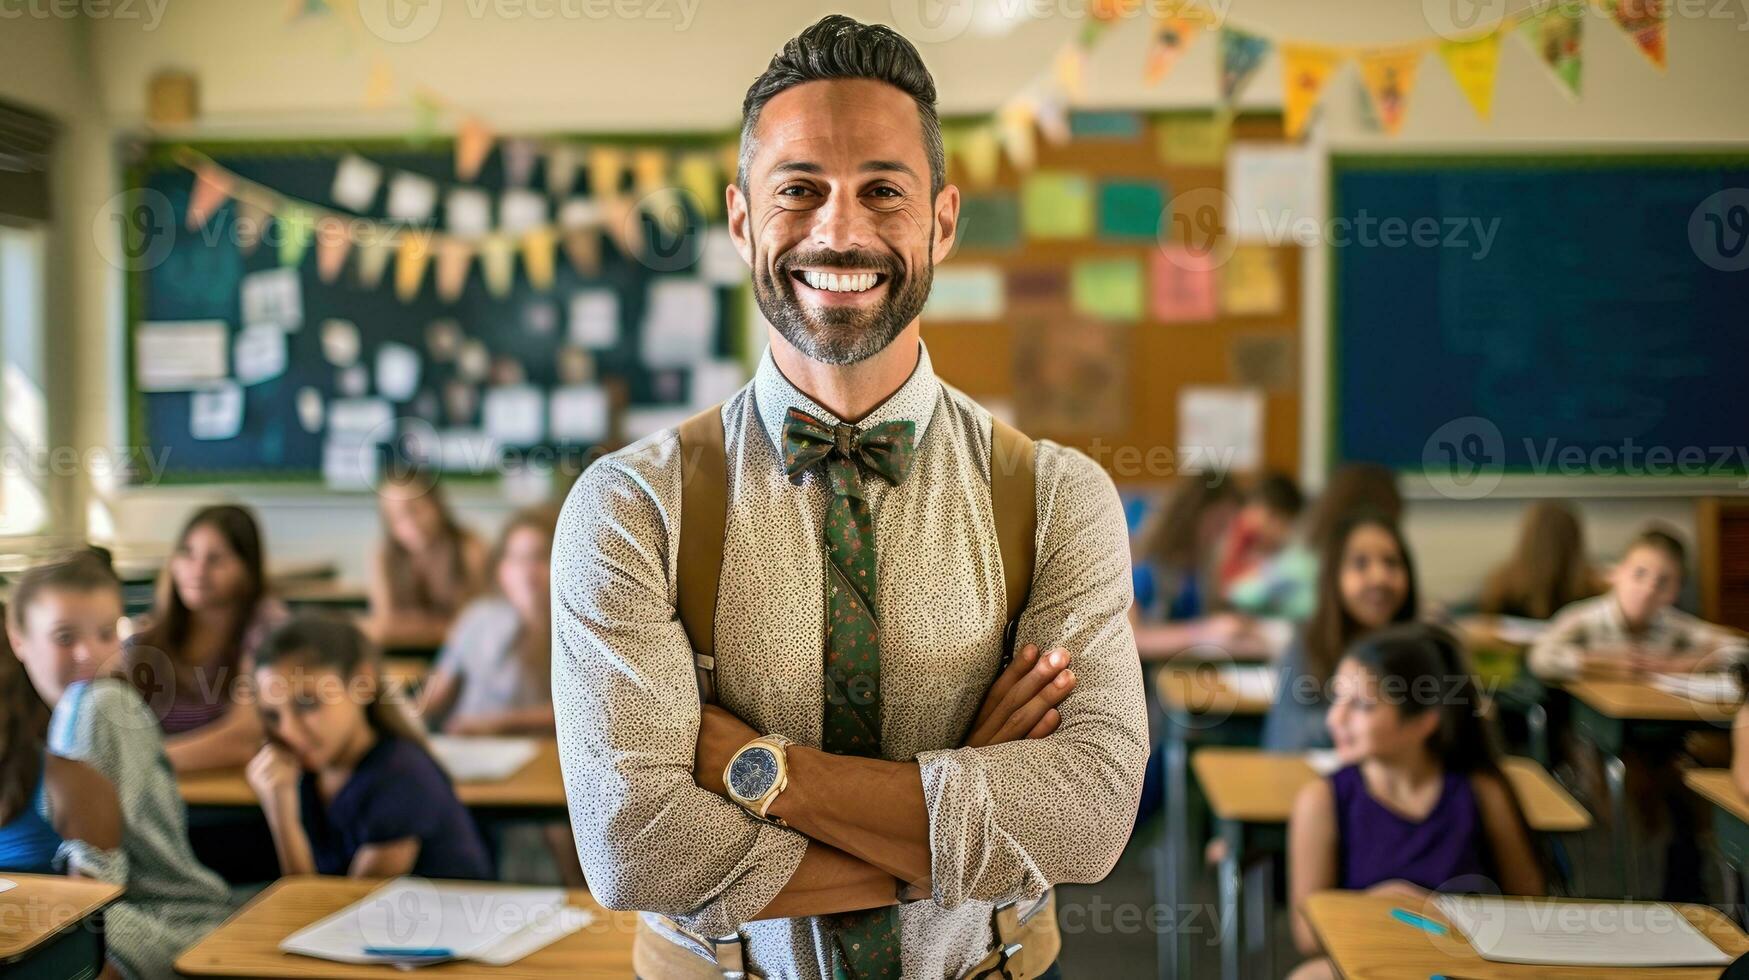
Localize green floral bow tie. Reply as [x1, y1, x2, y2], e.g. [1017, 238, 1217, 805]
[781, 407, 916, 487]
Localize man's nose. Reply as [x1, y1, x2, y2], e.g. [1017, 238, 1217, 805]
[810, 188, 873, 253]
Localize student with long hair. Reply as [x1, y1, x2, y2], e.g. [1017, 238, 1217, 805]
[246, 615, 491, 879]
[367, 472, 489, 650]
[1287, 624, 1544, 979]
[1262, 512, 1420, 752]
[1129, 474, 1251, 657]
[127, 504, 288, 773]
[1477, 500, 1601, 621]
[1229, 463, 1404, 622]
[6, 550, 232, 979]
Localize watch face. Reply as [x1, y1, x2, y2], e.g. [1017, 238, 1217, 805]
[727, 746, 779, 801]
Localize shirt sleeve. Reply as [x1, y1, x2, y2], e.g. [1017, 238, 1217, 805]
[433, 601, 486, 678]
[551, 446, 809, 936]
[915, 444, 1149, 910]
[46, 679, 156, 883]
[1528, 604, 1591, 681]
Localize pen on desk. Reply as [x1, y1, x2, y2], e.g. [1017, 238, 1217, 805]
[361, 947, 454, 957]
[1390, 907, 1449, 936]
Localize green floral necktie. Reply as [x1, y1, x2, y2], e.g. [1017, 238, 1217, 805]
[781, 406, 915, 980]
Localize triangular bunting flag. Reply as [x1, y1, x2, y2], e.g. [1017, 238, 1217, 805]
[562, 227, 602, 276]
[395, 232, 432, 301]
[589, 145, 627, 198]
[315, 215, 352, 283]
[435, 237, 474, 302]
[235, 200, 269, 256]
[479, 235, 515, 297]
[363, 59, 395, 109]
[1280, 44, 1344, 139]
[278, 205, 314, 267]
[1145, 16, 1203, 85]
[632, 147, 670, 197]
[456, 117, 494, 182]
[997, 100, 1037, 172]
[1219, 28, 1272, 104]
[356, 236, 393, 287]
[1358, 47, 1424, 136]
[521, 228, 556, 290]
[410, 94, 440, 149]
[502, 138, 539, 188]
[1052, 44, 1085, 100]
[1439, 34, 1502, 121]
[186, 166, 234, 231]
[546, 143, 580, 196]
[602, 195, 645, 259]
[1034, 92, 1071, 146]
[677, 152, 720, 219]
[1517, 8, 1583, 99]
[1606, 0, 1667, 70]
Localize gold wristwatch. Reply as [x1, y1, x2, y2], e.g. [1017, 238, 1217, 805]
[723, 733, 794, 826]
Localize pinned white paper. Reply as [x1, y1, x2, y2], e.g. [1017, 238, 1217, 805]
[567, 289, 620, 348]
[445, 187, 493, 237]
[457, 340, 490, 382]
[332, 155, 384, 212]
[690, 359, 746, 409]
[296, 386, 325, 433]
[1227, 144, 1318, 244]
[375, 342, 422, 402]
[190, 381, 244, 440]
[699, 227, 744, 284]
[438, 428, 498, 472]
[337, 364, 370, 398]
[136, 321, 228, 392]
[500, 189, 549, 236]
[549, 384, 609, 442]
[386, 172, 439, 222]
[233, 324, 287, 385]
[328, 397, 394, 440]
[321, 319, 361, 367]
[322, 439, 377, 491]
[241, 267, 303, 332]
[923, 266, 1004, 321]
[1178, 386, 1263, 472]
[559, 197, 601, 230]
[482, 385, 545, 447]
[640, 278, 716, 369]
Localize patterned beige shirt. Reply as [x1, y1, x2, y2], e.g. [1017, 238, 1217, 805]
[552, 338, 1147, 979]
[1527, 592, 1749, 681]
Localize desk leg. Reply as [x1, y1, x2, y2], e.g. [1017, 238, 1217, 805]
[1155, 736, 1182, 980]
[1244, 850, 1273, 980]
[1218, 817, 1242, 980]
[1604, 754, 1631, 898]
[1527, 702, 1549, 769]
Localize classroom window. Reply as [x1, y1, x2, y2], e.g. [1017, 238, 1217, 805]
[0, 221, 49, 536]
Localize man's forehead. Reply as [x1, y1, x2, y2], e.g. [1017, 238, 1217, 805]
[749, 78, 926, 172]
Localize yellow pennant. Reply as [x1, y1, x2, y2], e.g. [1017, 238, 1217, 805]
[435, 237, 474, 303]
[479, 235, 515, 298]
[1358, 48, 1424, 136]
[998, 101, 1037, 172]
[521, 228, 556, 290]
[1439, 34, 1502, 121]
[959, 125, 1001, 187]
[631, 147, 670, 197]
[588, 146, 627, 198]
[1280, 44, 1344, 139]
[395, 232, 433, 302]
[677, 152, 720, 219]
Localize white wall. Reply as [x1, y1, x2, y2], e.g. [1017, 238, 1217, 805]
[18, 0, 1749, 592]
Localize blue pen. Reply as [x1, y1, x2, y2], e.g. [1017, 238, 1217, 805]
[361, 947, 454, 958]
[1390, 907, 1448, 936]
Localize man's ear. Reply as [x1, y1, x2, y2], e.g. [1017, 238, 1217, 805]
[931, 183, 961, 266]
[725, 182, 754, 269]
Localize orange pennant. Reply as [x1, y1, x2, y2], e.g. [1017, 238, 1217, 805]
[1280, 45, 1344, 139]
[1358, 48, 1424, 136]
[1145, 15, 1202, 85]
[435, 237, 474, 302]
[589, 146, 627, 198]
[1607, 0, 1667, 69]
[456, 117, 494, 182]
[632, 147, 670, 196]
[395, 233, 432, 302]
[355, 236, 392, 287]
[314, 215, 351, 283]
[186, 166, 234, 231]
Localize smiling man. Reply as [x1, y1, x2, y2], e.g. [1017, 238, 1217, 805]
[553, 15, 1147, 979]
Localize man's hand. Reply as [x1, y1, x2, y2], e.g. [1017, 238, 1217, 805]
[964, 643, 1076, 748]
[695, 703, 760, 797]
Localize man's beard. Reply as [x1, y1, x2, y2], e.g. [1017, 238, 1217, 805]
[751, 243, 933, 366]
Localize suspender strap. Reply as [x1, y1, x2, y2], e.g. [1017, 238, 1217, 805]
[989, 416, 1037, 649]
[677, 404, 728, 705]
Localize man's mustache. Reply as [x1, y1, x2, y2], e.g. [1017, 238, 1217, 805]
[776, 250, 901, 277]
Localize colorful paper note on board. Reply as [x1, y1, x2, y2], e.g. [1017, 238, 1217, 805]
[925, 266, 1005, 321]
[1220, 246, 1284, 315]
[1071, 257, 1144, 321]
[957, 194, 1022, 251]
[1007, 267, 1069, 309]
[1151, 249, 1218, 322]
[1098, 181, 1166, 242]
[1013, 317, 1129, 435]
[1021, 172, 1094, 240]
[1155, 114, 1230, 167]
[1230, 334, 1297, 391]
[1069, 111, 1142, 140]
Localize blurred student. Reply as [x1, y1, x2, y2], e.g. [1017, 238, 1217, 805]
[1263, 513, 1419, 752]
[418, 504, 559, 736]
[1476, 500, 1601, 621]
[1287, 624, 1543, 980]
[127, 504, 287, 773]
[246, 615, 492, 880]
[368, 472, 489, 650]
[1228, 463, 1403, 622]
[1130, 474, 1246, 657]
[5, 550, 232, 979]
[1528, 524, 1748, 681]
[1216, 471, 1305, 592]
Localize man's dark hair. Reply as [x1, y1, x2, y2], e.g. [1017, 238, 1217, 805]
[1629, 523, 1687, 575]
[1252, 471, 1305, 518]
[739, 14, 946, 198]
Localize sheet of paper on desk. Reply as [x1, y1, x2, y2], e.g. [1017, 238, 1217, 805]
[1436, 895, 1730, 967]
[1493, 615, 1549, 645]
[427, 735, 541, 782]
[1650, 672, 1741, 705]
[1304, 750, 1342, 776]
[1218, 664, 1276, 702]
[0, 878, 14, 894]
[279, 878, 589, 967]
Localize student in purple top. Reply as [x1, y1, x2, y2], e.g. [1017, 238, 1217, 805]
[1286, 623, 1543, 980]
[245, 616, 491, 881]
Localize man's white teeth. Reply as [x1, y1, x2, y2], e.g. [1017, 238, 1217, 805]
[800, 270, 879, 293]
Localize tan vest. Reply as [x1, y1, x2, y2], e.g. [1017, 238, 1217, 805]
[646, 403, 1059, 980]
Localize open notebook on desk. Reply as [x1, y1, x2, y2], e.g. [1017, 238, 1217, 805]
[1436, 895, 1730, 968]
[280, 878, 591, 968]
[426, 736, 541, 782]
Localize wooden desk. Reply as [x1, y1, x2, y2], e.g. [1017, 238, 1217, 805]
[1192, 749, 1589, 980]
[0, 873, 123, 975]
[1684, 768, 1749, 906]
[180, 739, 567, 819]
[279, 578, 370, 611]
[175, 876, 637, 979]
[1564, 680, 1740, 897]
[1303, 890, 1748, 978]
